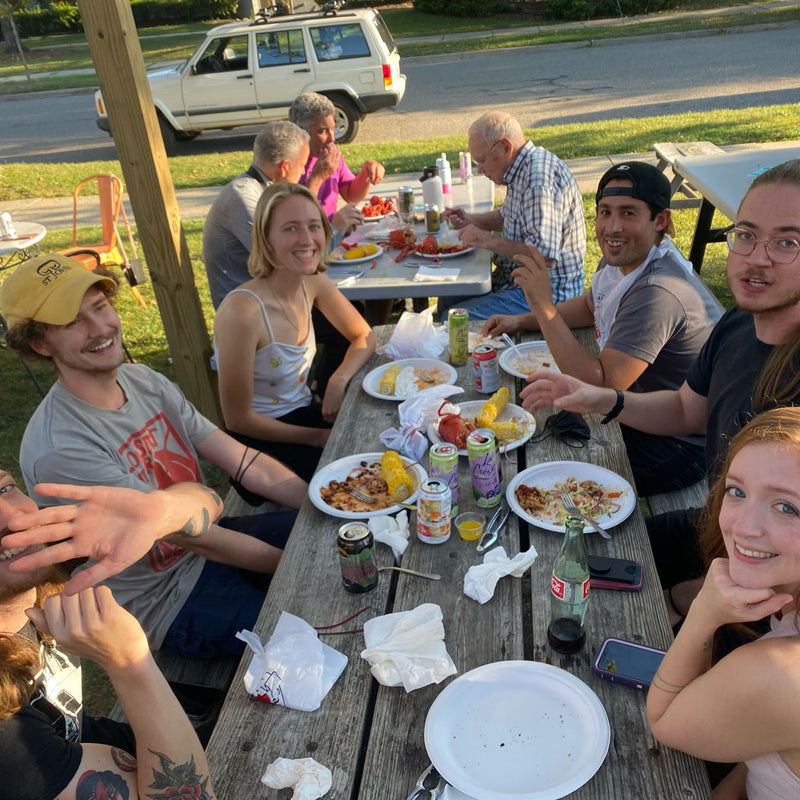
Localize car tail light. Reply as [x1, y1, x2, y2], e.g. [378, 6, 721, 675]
[382, 64, 392, 89]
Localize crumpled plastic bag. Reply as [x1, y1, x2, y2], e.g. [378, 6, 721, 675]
[380, 384, 464, 459]
[464, 546, 539, 604]
[368, 510, 410, 560]
[237, 612, 347, 711]
[375, 307, 448, 360]
[261, 757, 332, 800]
[360, 603, 457, 692]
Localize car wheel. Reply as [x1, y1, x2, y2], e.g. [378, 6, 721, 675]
[328, 96, 360, 144]
[157, 113, 180, 157]
[175, 130, 200, 141]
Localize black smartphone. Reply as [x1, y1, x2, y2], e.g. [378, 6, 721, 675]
[592, 637, 666, 690]
[589, 555, 643, 591]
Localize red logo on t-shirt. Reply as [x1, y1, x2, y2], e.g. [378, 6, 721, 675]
[117, 412, 203, 572]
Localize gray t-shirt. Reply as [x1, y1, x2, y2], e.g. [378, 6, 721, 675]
[20, 363, 217, 648]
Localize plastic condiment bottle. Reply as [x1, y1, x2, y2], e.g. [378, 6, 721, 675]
[436, 152, 452, 207]
[420, 165, 444, 212]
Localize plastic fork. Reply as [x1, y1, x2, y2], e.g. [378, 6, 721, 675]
[559, 492, 611, 539]
[350, 487, 415, 510]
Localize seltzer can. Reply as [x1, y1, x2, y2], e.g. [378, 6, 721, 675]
[472, 344, 500, 394]
[467, 429, 501, 508]
[429, 442, 459, 517]
[397, 186, 415, 224]
[416, 478, 452, 544]
[459, 151, 473, 184]
[0, 212, 16, 240]
[337, 522, 378, 593]
[424, 203, 440, 233]
[448, 307, 469, 366]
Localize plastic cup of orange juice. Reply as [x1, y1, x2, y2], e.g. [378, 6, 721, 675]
[455, 511, 485, 541]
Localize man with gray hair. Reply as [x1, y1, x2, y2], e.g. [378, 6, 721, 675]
[441, 111, 586, 320]
[203, 120, 311, 309]
[290, 92, 384, 218]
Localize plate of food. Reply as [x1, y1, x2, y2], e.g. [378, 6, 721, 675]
[424, 660, 610, 800]
[421, 246, 475, 259]
[362, 359, 457, 400]
[499, 341, 560, 379]
[427, 399, 535, 455]
[328, 244, 383, 265]
[309, 452, 426, 519]
[506, 461, 635, 532]
[362, 196, 396, 219]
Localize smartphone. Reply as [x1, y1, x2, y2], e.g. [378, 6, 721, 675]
[592, 637, 666, 690]
[589, 555, 643, 591]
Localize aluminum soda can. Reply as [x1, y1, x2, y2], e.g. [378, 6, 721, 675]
[397, 186, 415, 224]
[337, 522, 378, 593]
[0, 212, 16, 240]
[459, 151, 473, 183]
[448, 307, 469, 366]
[472, 344, 500, 394]
[416, 478, 452, 544]
[467, 429, 501, 508]
[429, 442, 459, 516]
[424, 203, 440, 233]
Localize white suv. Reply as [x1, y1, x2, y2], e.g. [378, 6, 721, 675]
[95, 6, 406, 151]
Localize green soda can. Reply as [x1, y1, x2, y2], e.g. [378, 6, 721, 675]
[466, 428, 501, 508]
[448, 307, 469, 366]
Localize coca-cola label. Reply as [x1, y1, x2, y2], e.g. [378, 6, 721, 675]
[551, 573, 590, 600]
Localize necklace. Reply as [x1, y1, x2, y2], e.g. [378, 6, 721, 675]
[273, 284, 308, 334]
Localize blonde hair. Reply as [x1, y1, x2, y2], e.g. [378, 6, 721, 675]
[248, 183, 332, 279]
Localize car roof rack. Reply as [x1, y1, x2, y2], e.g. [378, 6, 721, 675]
[251, 0, 345, 25]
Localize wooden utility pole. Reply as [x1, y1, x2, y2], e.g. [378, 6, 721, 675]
[76, 0, 221, 424]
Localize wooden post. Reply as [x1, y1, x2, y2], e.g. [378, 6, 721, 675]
[76, 0, 221, 424]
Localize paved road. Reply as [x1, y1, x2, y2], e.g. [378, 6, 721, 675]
[1, 24, 798, 164]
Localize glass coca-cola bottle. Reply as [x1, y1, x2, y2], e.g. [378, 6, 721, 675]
[547, 515, 590, 654]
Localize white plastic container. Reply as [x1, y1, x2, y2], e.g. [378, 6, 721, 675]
[436, 152, 452, 207]
[421, 165, 444, 211]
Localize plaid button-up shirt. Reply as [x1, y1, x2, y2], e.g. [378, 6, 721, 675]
[495, 141, 586, 302]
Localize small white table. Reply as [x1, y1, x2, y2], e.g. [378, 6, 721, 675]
[0, 221, 47, 271]
[672, 144, 800, 271]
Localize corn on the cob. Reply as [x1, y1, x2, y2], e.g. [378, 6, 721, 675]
[378, 363, 401, 396]
[477, 387, 510, 428]
[381, 450, 413, 502]
[343, 243, 379, 260]
[488, 419, 528, 442]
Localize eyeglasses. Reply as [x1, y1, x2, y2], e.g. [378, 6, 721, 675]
[471, 140, 502, 169]
[725, 226, 800, 265]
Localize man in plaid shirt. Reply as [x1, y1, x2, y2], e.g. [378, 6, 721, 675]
[441, 111, 586, 320]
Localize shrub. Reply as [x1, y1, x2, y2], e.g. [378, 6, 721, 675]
[412, 0, 513, 17]
[13, 2, 83, 37]
[545, 0, 682, 20]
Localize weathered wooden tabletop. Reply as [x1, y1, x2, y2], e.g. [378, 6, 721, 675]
[205, 324, 711, 800]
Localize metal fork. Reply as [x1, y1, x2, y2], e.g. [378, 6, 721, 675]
[559, 492, 611, 540]
[350, 487, 415, 510]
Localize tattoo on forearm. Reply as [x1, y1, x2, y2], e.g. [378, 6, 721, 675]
[77, 768, 131, 799]
[147, 750, 213, 800]
[112, 747, 137, 772]
[198, 485, 222, 509]
[176, 509, 211, 539]
[652, 670, 689, 693]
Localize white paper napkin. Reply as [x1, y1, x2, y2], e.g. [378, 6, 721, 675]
[261, 757, 332, 800]
[414, 265, 460, 282]
[463, 546, 538, 604]
[368, 510, 410, 560]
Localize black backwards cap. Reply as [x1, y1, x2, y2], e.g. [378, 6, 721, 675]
[595, 161, 671, 211]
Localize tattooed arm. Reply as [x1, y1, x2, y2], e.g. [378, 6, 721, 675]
[29, 587, 216, 800]
[3, 482, 223, 594]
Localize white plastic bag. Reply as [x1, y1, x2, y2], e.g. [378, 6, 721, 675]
[375, 307, 448, 360]
[237, 612, 347, 711]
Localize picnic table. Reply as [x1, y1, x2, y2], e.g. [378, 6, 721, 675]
[205, 324, 711, 800]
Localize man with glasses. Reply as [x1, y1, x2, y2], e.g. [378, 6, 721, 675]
[518, 158, 800, 617]
[440, 111, 586, 320]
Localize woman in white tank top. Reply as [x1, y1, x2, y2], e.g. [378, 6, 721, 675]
[647, 407, 800, 799]
[214, 183, 375, 482]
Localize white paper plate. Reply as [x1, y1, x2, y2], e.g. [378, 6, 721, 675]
[421, 246, 475, 259]
[328, 245, 383, 265]
[362, 358, 457, 401]
[506, 461, 635, 533]
[427, 401, 535, 456]
[499, 341, 560, 379]
[425, 661, 610, 800]
[362, 212, 388, 222]
[308, 452, 427, 519]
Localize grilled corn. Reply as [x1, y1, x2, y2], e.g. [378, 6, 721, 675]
[381, 450, 413, 502]
[378, 363, 401, 396]
[477, 387, 510, 428]
[343, 243, 379, 260]
[488, 419, 528, 442]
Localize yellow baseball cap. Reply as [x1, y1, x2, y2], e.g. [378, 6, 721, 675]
[0, 253, 117, 328]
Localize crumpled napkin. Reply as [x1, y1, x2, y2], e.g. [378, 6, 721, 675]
[360, 603, 457, 692]
[368, 510, 410, 560]
[375, 307, 447, 360]
[380, 384, 464, 459]
[414, 265, 460, 282]
[464, 546, 539, 604]
[261, 757, 332, 800]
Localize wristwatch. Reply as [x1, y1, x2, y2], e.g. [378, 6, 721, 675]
[600, 389, 624, 425]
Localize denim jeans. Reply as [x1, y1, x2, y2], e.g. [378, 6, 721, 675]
[161, 510, 296, 659]
[438, 284, 534, 322]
